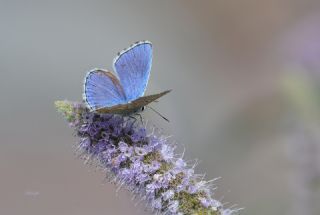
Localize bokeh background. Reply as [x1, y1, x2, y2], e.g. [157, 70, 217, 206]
[1, 0, 320, 214]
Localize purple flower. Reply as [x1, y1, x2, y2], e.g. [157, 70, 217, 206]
[119, 141, 133, 157]
[101, 131, 109, 140]
[118, 141, 128, 152]
[143, 161, 161, 173]
[199, 197, 213, 208]
[146, 182, 159, 194]
[134, 146, 147, 156]
[55, 101, 234, 215]
[131, 128, 146, 142]
[162, 189, 174, 201]
[152, 198, 162, 209]
[160, 144, 174, 161]
[148, 134, 162, 150]
[119, 168, 135, 182]
[79, 138, 91, 150]
[175, 158, 186, 169]
[112, 154, 127, 168]
[168, 200, 179, 213]
[136, 173, 150, 184]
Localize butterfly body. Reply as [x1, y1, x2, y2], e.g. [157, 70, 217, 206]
[94, 90, 171, 115]
[83, 41, 170, 115]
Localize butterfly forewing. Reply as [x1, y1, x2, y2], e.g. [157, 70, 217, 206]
[113, 41, 152, 102]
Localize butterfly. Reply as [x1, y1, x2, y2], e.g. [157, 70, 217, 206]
[83, 40, 170, 115]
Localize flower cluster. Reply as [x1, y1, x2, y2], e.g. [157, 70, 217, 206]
[55, 100, 240, 215]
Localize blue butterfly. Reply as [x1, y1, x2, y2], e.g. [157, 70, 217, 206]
[83, 41, 170, 115]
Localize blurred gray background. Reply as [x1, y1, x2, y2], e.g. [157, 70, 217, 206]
[1, 0, 320, 214]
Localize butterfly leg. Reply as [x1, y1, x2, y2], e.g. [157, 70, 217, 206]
[128, 115, 137, 127]
[133, 113, 143, 125]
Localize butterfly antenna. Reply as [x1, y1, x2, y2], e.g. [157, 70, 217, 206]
[146, 106, 170, 122]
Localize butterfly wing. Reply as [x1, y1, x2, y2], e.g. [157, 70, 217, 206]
[113, 41, 152, 102]
[96, 90, 171, 114]
[83, 69, 127, 110]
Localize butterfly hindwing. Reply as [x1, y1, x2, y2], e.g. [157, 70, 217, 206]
[113, 41, 152, 102]
[83, 69, 127, 110]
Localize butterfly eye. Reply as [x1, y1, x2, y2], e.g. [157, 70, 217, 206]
[141, 106, 145, 111]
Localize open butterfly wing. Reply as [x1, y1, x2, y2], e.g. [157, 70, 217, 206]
[83, 69, 127, 110]
[113, 41, 152, 102]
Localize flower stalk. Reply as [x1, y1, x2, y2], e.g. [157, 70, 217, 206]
[55, 100, 239, 215]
